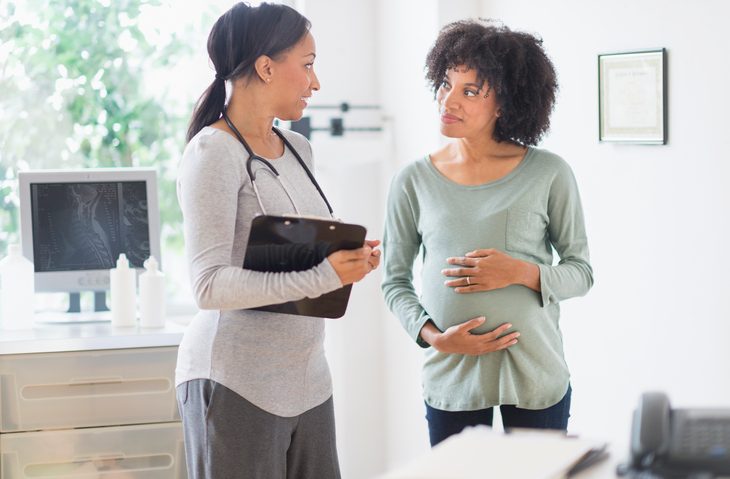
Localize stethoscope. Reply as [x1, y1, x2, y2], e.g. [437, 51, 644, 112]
[222, 111, 335, 218]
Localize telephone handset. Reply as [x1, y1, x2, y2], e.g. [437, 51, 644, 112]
[631, 391, 672, 469]
[620, 391, 730, 478]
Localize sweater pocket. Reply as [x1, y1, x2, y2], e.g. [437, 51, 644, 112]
[505, 208, 547, 258]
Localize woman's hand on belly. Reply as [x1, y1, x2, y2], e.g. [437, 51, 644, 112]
[419, 317, 520, 356]
[442, 248, 541, 293]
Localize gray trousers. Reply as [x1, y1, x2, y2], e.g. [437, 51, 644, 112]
[177, 379, 341, 479]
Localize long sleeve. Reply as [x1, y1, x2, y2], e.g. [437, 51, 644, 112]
[537, 162, 594, 306]
[177, 132, 342, 311]
[381, 173, 432, 348]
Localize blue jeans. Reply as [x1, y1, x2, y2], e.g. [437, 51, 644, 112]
[425, 384, 572, 447]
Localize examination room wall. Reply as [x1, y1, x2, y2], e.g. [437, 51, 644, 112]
[276, 0, 730, 477]
[300, 1, 451, 477]
[302, 1, 402, 478]
[476, 0, 730, 448]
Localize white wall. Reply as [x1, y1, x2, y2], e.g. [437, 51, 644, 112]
[478, 0, 730, 451]
[375, 0, 440, 470]
[305, 2, 453, 476]
[305, 1, 446, 475]
[301, 2, 389, 478]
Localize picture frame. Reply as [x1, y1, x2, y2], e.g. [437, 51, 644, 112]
[598, 48, 667, 144]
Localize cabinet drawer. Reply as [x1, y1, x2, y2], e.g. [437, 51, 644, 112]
[0, 422, 186, 478]
[0, 347, 179, 432]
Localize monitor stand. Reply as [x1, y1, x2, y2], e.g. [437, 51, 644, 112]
[34, 292, 113, 324]
[67, 292, 108, 313]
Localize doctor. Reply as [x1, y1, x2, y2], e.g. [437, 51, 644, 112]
[176, 3, 380, 478]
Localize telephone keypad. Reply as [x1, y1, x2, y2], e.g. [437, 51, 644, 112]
[678, 418, 730, 458]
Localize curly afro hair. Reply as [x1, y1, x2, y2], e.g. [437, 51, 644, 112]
[425, 19, 558, 146]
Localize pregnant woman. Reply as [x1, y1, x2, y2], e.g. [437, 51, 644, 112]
[382, 19, 593, 446]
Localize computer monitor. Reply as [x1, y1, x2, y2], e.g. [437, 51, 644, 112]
[18, 168, 161, 314]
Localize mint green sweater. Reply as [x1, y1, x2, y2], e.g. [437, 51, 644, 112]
[382, 148, 593, 411]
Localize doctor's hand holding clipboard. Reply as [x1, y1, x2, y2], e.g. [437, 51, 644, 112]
[328, 239, 381, 285]
[242, 212, 380, 318]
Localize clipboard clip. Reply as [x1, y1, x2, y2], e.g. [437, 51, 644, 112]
[276, 213, 343, 223]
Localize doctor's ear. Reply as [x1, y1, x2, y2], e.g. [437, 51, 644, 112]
[254, 55, 274, 84]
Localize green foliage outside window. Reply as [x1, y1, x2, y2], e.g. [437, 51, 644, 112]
[0, 0, 214, 257]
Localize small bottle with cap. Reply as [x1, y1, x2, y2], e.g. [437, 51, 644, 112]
[109, 253, 137, 327]
[139, 256, 166, 328]
[0, 243, 35, 330]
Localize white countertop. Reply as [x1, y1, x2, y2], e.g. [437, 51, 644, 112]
[0, 315, 191, 355]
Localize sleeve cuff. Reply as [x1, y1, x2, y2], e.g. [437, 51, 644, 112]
[414, 311, 434, 348]
[537, 263, 558, 307]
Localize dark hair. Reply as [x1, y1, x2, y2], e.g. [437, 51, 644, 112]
[186, 2, 311, 142]
[425, 19, 558, 146]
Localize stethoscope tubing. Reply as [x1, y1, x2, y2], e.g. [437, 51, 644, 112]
[222, 111, 335, 218]
[249, 165, 301, 216]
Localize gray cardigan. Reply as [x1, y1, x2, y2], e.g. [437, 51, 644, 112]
[176, 126, 342, 417]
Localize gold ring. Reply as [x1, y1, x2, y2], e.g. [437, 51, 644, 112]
[466, 277, 471, 286]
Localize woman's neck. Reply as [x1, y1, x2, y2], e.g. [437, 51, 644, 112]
[454, 135, 524, 164]
[224, 88, 277, 141]
[429, 137, 528, 186]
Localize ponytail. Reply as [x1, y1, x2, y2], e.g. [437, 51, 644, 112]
[186, 78, 227, 143]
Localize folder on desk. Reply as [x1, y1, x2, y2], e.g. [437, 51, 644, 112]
[379, 426, 608, 479]
[243, 215, 366, 318]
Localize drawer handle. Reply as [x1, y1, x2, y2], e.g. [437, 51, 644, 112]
[24, 453, 174, 477]
[70, 376, 124, 384]
[21, 378, 171, 400]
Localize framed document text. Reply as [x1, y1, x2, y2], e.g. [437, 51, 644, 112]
[598, 49, 666, 144]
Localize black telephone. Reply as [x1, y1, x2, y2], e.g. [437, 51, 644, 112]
[619, 392, 730, 478]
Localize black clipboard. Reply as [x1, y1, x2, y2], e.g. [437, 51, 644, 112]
[243, 215, 367, 318]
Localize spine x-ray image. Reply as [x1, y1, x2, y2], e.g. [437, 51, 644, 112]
[31, 181, 150, 271]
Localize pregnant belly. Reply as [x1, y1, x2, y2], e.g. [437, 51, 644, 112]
[420, 275, 546, 337]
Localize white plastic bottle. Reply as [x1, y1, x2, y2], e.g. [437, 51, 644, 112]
[0, 243, 35, 330]
[109, 253, 137, 327]
[139, 256, 166, 328]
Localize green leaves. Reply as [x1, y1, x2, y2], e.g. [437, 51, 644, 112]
[0, 0, 197, 253]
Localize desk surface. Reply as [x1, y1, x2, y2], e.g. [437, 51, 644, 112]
[0, 316, 190, 355]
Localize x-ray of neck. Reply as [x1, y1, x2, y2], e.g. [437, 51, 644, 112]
[31, 181, 150, 271]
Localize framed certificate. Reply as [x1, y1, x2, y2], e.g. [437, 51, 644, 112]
[598, 49, 667, 144]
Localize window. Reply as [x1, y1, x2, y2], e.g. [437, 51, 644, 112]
[0, 0, 251, 306]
